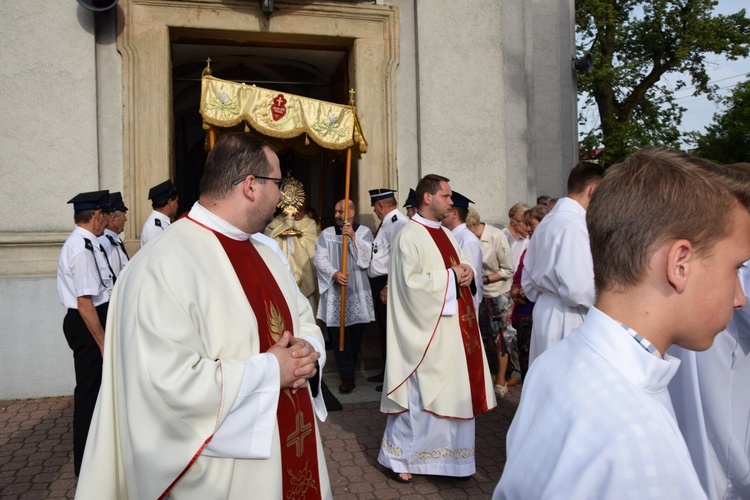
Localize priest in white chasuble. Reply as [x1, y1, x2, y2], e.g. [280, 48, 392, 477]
[76, 133, 331, 499]
[378, 174, 496, 483]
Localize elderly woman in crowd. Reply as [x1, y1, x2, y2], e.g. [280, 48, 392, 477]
[510, 204, 550, 379]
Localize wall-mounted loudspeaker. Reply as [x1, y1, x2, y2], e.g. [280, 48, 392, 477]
[76, 0, 118, 12]
[573, 54, 594, 74]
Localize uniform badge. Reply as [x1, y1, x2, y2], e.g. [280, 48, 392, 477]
[155, 219, 162, 228]
[391, 214, 398, 222]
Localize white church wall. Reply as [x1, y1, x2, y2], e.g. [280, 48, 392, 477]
[0, 277, 72, 399]
[0, 2, 110, 399]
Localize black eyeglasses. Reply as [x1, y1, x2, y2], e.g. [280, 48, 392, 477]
[231, 174, 284, 188]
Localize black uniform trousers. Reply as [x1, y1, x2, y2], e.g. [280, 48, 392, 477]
[326, 323, 366, 382]
[369, 274, 388, 364]
[62, 302, 107, 476]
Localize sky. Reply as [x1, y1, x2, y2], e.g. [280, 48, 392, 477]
[578, 0, 750, 148]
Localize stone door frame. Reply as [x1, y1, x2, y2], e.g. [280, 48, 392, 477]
[118, 0, 399, 246]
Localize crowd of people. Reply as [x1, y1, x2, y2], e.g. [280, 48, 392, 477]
[57, 134, 750, 498]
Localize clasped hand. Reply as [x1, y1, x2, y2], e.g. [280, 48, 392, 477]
[268, 332, 320, 393]
[452, 263, 474, 288]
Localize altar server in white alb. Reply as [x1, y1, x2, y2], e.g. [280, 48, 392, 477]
[97, 191, 129, 278]
[495, 147, 750, 499]
[668, 162, 750, 500]
[314, 199, 375, 394]
[379, 174, 495, 483]
[57, 190, 114, 477]
[441, 190, 483, 308]
[77, 133, 331, 499]
[521, 161, 605, 365]
[140, 179, 179, 246]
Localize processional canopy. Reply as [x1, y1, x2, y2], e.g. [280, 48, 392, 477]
[200, 67, 367, 156]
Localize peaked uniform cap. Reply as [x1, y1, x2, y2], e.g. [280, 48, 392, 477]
[403, 188, 417, 208]
[108, 192, 129, 212]
[369, 188, 396, 205]
[450, 190, 474, 209]
[67, 190, 111, 211]
[148, 180, 177, 202]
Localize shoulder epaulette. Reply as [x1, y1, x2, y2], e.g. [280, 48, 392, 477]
[391, 214, 398, 223]
[154, 219, 162, 228]
[83, 238, 94, 251]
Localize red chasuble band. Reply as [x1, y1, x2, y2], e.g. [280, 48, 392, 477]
[422, 224, 490, 416]
[190, 218, 322, 499]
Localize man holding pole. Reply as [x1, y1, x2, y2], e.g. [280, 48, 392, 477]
[314, 199, 375, 393]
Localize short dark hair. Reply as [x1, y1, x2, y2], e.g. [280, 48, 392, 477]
[536, 195, 551, 204]
[152, 193, 178, 209]
[416, 174, 450, 209]
[567, 161, 605, 195]
[453, 206, 468, 223]
[200, 133, 274, 199]
[74, 209, 98, 224]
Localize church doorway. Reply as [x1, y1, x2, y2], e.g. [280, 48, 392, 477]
[171, 40, 354, 229]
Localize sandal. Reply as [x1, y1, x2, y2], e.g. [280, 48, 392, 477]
[495, 383, 508, 398]
[386, 468, 412, 483]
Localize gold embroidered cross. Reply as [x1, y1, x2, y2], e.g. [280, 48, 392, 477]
[286, 410, 312, 457]
[461, 309, 474, 325]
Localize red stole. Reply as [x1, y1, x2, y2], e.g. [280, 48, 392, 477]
[190, 218, 322, 499]
[422, 223, 490, 416]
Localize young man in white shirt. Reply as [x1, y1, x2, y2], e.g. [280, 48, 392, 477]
[496, 147, 750, 499]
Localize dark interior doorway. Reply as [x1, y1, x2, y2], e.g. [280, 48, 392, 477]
[171, 40, 353, 229]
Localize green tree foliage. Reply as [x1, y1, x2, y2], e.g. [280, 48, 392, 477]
[692, 79, 750, 163]
[576, 0, 750, 166]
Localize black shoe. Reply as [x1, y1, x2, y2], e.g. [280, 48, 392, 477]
[375, 385, 383, 392]
[338, 380, 355, 393]
[367, 372, 385, 383]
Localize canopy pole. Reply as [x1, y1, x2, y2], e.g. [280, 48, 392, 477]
[209, 126, 216, 150]
[339, 146, 353, 351]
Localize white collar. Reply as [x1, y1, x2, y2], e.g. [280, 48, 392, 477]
[451, 222, 467, 235]
[384, 207, 401, 221]
[74, 225, 99, 240]
[413, 212, 442, 229]
[188, 202, 252, 241]
[579, 307, 680, 392]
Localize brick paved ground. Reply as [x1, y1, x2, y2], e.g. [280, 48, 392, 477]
[1, 386, 520, 499]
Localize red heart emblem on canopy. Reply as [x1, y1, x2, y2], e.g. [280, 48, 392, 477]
[271, 94, 287, 121]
